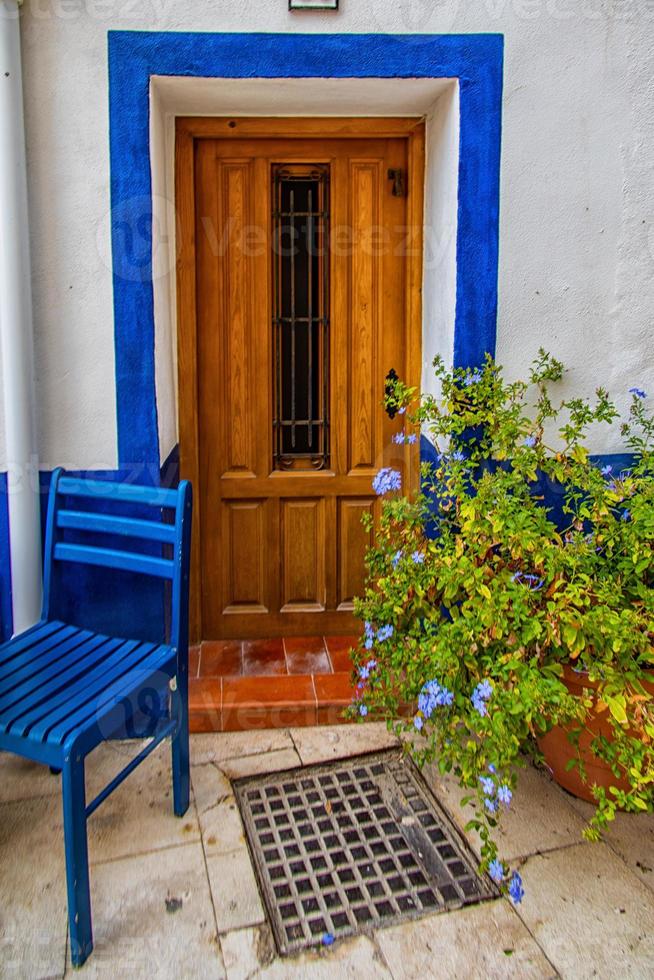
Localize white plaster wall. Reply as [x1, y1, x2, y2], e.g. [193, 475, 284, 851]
[13, 0, 654, 471]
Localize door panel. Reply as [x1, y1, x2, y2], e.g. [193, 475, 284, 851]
[337, 497, 376, 610]
[281, 498, 325, 611]
[192, 130, 422, 638]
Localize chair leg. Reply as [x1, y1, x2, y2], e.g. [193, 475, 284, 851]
[171, 671, 190, 817]
[62, 755, 93, 967]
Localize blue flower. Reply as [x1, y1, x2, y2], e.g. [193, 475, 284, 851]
[411, 550, 425, 564]
[472, 679, 493, 716]
[621, 509, 631, 522]
[508, 871, 524, 904]
[398, 406, 406, 415]
[512, 571, 544, 591]
[322, 932, 335, 946]
[372, 467, 402, 496]
[484, 797, 499, 815]
[418, 680, 454, 718]
[413, 714, 424, 731]
[497, 785, 513, 807]
[524, 435, 537, 448]
[629, 387, 647, 399]
[364, 621, 375, 650]
[488, 859, 505, 884]
[463, 370, 483, 387]
[479, 776, 495, 797]
[477, 679, 493, 699]
[487, 763, 497, 774]
[451, 450, 466, 462]
[392, 549, 403, 568]
[366, 659, 377, 671]
[392, 432, 406, 445]
[359, 704, 368, 717]
[601, 464, 613, 477]
[376, 624, 394, 643]
[406, 433, 417, 445]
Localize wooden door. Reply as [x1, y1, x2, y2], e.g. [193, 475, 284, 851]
[177, 119, 424, 640]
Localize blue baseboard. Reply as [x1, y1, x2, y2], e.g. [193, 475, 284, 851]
[420, 436, 635, 535]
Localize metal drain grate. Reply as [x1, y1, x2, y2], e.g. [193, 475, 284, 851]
[234, 749, 497, 954]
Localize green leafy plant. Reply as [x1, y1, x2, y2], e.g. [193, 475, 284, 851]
[352, 352, 654, 901]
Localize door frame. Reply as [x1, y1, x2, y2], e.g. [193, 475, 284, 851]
[175, 117, 425, 642]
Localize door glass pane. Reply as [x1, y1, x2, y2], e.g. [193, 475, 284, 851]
[272, 164, 329, 470]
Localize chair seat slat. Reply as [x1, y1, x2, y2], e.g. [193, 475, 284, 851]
[53, 543, 174, 579]
[9, 640, 161, 741]
[58, 476, 178, 508]
[57, 510, 176, 544]
[0, 634, 127, 719]
[0, 621, 70, 668]
[0, 628, 97, 705]
[47, 645, 175, 746]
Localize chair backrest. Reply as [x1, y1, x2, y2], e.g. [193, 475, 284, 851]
[42, 469, 193, 650]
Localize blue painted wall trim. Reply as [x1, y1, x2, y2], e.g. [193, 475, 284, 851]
[0, 474, 12, 642]
[107, 31, 504, 470]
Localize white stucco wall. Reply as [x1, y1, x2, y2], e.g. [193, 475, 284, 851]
[9, 0, 654, 471]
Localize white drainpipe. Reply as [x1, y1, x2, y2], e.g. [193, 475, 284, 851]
[0, 0, 43, 633]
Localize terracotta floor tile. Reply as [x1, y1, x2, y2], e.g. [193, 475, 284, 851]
[222, 674, 316, 708]
[314, 672, 356, 706]
[242, 638, 287, 676]
[283, 635, 326, 657]
[222, 675, 317, 731]
[200, 640, 242, 677]
[325, 636, 357, 674]
[285, 648, 332, 675]
[189, 645, 201, 679]
[222, 704, 317, 731]
[325, 634, 359, 652]
[189, 678, 222, 733]
[325, 635, 358, 673]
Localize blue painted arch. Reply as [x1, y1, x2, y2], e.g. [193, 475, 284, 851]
[107, 31, 504, 472]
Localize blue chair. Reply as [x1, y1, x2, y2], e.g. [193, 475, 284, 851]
[0, 470, 193, 967]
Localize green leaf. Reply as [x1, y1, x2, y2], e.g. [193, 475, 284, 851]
[605, 695, 628, 725]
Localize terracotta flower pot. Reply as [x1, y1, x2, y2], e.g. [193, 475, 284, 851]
[538, 664, 653, 804]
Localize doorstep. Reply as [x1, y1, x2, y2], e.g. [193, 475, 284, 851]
[188, 635, 358, 732]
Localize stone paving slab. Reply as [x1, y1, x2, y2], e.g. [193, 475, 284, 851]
[0, 751, 63, 802]
[191, 730, 294, 766]
[65, 842, 223, 978]
[290, 721, 398, 765]
[256, 935, 393, 979]
[191, 763, 247, 856]
[515, 841, 654, 979]
[559, 788, 654, 895]
[206, 847, 267, 933]
[218, 924, 277, 979]
[85, 741, 201, 864]
[217, 746, 302, 780]
[0, 794, 68, 979]
[375, 899, 557, 979]
[423, 760, 589, 861]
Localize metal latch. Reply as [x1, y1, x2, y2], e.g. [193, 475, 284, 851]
[387, 168, 406, 197]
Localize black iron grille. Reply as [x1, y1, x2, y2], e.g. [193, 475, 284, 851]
[272, 164, 330, 470]
[234, 749, 497, 955]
